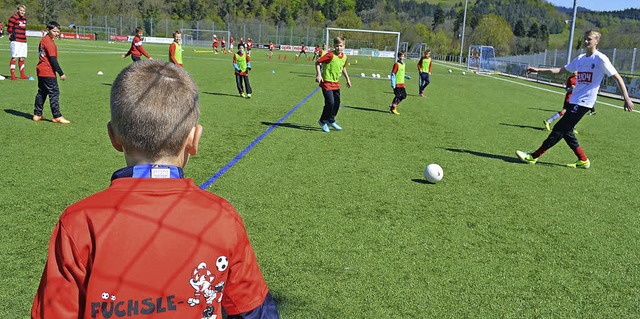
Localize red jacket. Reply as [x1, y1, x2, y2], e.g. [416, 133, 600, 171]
[32, 177, 270, 319]
[125, 35, 150, 58]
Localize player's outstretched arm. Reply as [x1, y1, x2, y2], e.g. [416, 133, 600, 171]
[527, 67, 564, 74]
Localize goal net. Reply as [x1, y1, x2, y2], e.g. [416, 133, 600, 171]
[467, 45, 496, 73]
[182, 29, 230, 48]
[324, 28, 400, 60]
[77, 26, 117, 42]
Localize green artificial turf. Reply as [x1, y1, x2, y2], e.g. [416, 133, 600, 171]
[1, 40, 639, 318]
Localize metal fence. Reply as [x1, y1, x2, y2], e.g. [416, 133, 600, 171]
[495, 48, 640, 98]
[81, 15, 407, 50]
[82, 15, 328, 46]
[497, 48, 638, 75]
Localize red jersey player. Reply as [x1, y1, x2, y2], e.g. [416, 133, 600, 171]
[8, 4, 29, 80]
[121, 27, 152, 62]
[212, 35, 219, 54]
[297, 41, 308, 58]
[268, 40, 274, 59]
[246, 37, 253, 56]
[33, 21, 69, 124]
[31, 60, 280, 319]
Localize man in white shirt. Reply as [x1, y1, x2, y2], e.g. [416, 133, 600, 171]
[516, 29, 635, 169]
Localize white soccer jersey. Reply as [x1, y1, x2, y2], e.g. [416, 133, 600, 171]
[565, 50, 617, 108]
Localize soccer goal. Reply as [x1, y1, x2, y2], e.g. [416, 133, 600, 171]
[182, 29, 230, 48]
[77, 26, 117, 42]
[324, 28, 401, 59]
[467, 45, 496, 73]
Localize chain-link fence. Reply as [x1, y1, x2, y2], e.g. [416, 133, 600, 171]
[81, 15, 328, 47]
[497, 48, 638, 75]
[496, 48, 640, 98]
[79, 15, 414, 51]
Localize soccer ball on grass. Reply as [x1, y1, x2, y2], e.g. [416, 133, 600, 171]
[424, 164, 443, 184]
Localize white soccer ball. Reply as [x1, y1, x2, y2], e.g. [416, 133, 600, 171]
[462, 71, 466, 75]
[360, 73, 365, 77]
[371, 73, 375, 78]
[424, 164, 443, 184]
[97, 71, 104, 75]
[216, 256, 228, 272]
[387, 74, 391, 79]
[448, 69, 452, 73]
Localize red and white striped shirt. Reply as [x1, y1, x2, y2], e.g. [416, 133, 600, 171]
[8, 12, 27, 43]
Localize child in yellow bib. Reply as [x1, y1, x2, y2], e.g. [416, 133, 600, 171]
[233, 43, 252, 98]
[315, 36, 352, 132]
[417, 49, 432, 97]
[389, 51, 407, 115]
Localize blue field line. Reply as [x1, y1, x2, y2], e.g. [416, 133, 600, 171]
[200, 86, 321, 190]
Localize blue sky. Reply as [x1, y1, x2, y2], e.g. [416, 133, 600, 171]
[545, 0, 639, 11]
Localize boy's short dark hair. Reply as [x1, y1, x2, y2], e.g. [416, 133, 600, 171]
[46, 21, 60, 30]
[110, 60, 200, 161]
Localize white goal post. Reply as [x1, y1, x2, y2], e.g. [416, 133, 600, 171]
[467, 45, 496, 73]
[324, 28, 401, 59]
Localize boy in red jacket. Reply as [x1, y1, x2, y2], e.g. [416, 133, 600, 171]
[31, 60, 280, 319]
[33, 21, 70, 124]
[121, 27, 152, 62]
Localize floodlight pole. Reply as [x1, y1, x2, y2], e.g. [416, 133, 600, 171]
[458, 0, 468, 65]
[566, 0, 578, 65]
